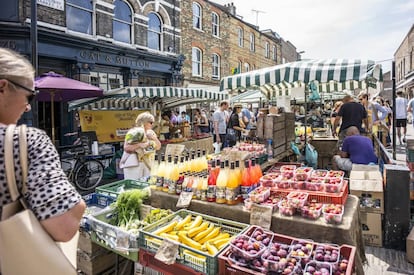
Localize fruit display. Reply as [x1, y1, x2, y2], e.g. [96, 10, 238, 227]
[323, 204, 344, 224]
[313, 244, 340, 264]
[295, 167, 313, 181]
[291, 180, 307, 190]
[301, 202, 323, 220]
[287, 192, 309, 208]
[304, 260, 332, 275]
[332, 258, 351, 275]
[312, 170, 328, 178]
[278, 199, 296, 216]
[280, 165, 297, 173]
[243, 198, 253, 211]
[324, 177, 343, 193]
[289, 239, 314, 259]
[250, 227, 272, 247]
[259, 172, 281, 188]
[248, 186, 270, 203]
[275, 179, 292, 189]
[327, 170, 345, 178]
[306, 177, 325, 192]
[230, 235, 266, 260]
[261, 193, 282, 211]
[261, 241, 292, 272]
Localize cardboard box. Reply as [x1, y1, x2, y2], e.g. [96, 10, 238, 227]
[78, 230, 107, 256]
[360, 212, 382, 247]
[406, 227, 414, 263]
[350, 164, 384, 213]
[77, 249, 116, 275]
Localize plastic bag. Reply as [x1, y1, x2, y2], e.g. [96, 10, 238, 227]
[305, 143, 318, 169]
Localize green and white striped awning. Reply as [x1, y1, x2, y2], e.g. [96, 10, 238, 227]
[220, 59, 383, 98]
[69, 86, 228, 111]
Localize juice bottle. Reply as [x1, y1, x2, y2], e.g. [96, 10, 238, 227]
[162, 155, 172, 192]
[156, 154, 166, 191]
[168, 156, 180, 194]
[249, 158, 258, 189]
[200, 176, 208, 201]
[201, 150, 208, 172]
[226, 162, 239, 205]
[240, 160, 251, 201]
[206, 160, 217, 202]
[215, 161, 227, 204]
[149, 154, 159, 189]
[235, 160, 242, 185]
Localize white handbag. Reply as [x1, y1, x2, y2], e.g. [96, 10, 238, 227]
[0, 124, 78, 275]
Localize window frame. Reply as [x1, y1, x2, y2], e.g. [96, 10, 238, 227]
[237, 27, 243, 47]
[66, 0, 94, 35]
[112, 0, 133, 44]
[192, 47, 203, 77]
[238, 61, 242, 74]
[272, 45, 277, 61]
[212, 53, 220, 79]
[192, 2, 202, 30]
[265, 42, 270, 58]
[249, 33, 255, 52]
[211, 12, 219, 37]
[148, 12, 163, 51]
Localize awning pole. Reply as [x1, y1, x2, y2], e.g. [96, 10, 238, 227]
[392, 61, 396, 160]
[304, 84, 308, 158]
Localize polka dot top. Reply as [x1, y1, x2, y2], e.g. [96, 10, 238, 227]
[0, 126, 82, 220]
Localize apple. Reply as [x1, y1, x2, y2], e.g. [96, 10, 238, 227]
[323, 204, 344, 224]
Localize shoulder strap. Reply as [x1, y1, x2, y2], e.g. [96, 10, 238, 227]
[4, 124, 29, 205]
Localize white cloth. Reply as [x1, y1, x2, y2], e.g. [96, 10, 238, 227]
[123, 163, 150, 180]
[395, 97, 408, 119]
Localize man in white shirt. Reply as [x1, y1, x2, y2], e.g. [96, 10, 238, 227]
[213, 101, 229, 149]
[395, 91, 408, 144]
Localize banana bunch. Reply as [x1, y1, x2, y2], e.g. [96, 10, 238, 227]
[149, 214, 232, 256]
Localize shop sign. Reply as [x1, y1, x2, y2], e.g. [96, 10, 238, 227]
[79, 50, 151, 69]
[79, 109, 148, 143]
[37, 0, 64, 11]
[0, 40, 17, 50]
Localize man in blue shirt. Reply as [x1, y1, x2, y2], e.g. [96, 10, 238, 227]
[332, 126, 377, 171]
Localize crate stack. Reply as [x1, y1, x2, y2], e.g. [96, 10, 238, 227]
[407, 139, 414, 204]
[256, 112, 296, 159]
[349, 164, 384, 247]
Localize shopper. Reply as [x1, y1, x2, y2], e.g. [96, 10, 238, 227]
[213, 100, 229, 149]
[0, 48, 86, 242]
[332, 126, 377, 171]
[227, 103, 245, 147]
[194, 108, 209, 134]
[395, 91, 408, 144]
[120, 111, 161, 179]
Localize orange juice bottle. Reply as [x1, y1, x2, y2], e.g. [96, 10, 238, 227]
[215, 161, 227, 203]
[240, 160, 251, 201]
[226, 162, 239, 205]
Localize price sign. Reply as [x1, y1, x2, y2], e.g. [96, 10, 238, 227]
[250, 203, 273, 230]
[176, 191, 193, 208]
[154, 238, 179, 265]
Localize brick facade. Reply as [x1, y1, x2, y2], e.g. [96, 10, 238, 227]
[394, 24, 414, 97]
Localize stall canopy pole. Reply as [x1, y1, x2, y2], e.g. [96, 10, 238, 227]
[304, 84, 308, 158]
[392, 61, 396, 159]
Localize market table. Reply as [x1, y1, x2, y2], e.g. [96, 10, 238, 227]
[148, 190, 366, 275]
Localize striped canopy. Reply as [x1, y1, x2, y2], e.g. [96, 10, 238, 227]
[220, 59, 383, 99]
[69, 86, 228, 111]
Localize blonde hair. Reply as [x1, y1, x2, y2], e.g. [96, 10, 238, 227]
[0, 48, 35, 83]
[135, 111, 154, 126]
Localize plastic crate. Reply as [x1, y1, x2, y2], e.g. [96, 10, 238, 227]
[96, 179, 150, 198]
[408, 149, 414, 162]
[139, 209, 249, 275]
[336, 244, 356, 275]
[81, 193, 115, 231]
[89, 208, 140, 262]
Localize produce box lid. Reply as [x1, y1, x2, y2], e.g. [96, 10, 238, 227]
[350, 164, 382, 181]
[350, 179, 383, 193]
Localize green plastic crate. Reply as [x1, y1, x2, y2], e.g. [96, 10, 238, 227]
[139, 209, 249, 275]
[407, 149, 414, 162]
[89, 208, 140, 262]
[96, 179, 150, 199]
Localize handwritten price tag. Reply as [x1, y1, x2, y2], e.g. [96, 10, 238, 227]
[176, 191, 193, 208]
[250, 203, 273, 230]
[154, 238, 179, 265]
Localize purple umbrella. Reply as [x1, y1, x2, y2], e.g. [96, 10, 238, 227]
[35, 71, 103, 143]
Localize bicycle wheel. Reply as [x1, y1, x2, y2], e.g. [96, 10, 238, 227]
[74, 160, 104, 191]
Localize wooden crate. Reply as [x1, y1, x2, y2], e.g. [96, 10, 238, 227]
[273, 130, 286, 147]
[78, 230, 107, 256]
[264, 114, 285, 139]
[77, 249, 116, 275]
[256, 116, 264, 139]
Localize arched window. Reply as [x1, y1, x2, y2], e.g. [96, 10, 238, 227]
[238, 61, 242, 74]
[244, 62, 250, 72]
[237, 27, 243, 47]
[193, 2, 202, 30]
[113, 0, 132, 44]
[148, 13, 162, 50]
[211, 12, 219, 37]
[249, 33, 255, 52]
[212, 53, 220, 79]
[265, 42, 270, 58]
[192, 47, 202, 76]
[66, 0, 93, 34]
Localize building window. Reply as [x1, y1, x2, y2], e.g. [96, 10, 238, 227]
[249, 33, 255, 52]
[212, 53, 220, 79]
[148, 13, 162, 50]
[66, 0, 93, 34]
[238, 61, 242, 74]
[192, 47, 202, 76]
[244, 63, 250, 72]
[113, 0, 132, 44]
[193, 2, 202, 30]
[211, 12, 219, 37]
[238, 28, 243, 47]
[265, 42, 270, 58]
[273, 45, 277, 61]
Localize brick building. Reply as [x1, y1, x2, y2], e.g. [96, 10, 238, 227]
[180, 1, 290, 93]
[0, 0, 183, 140]
[395, 23, 414, 98]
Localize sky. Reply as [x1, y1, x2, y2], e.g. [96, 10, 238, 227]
[213, 0, 414, 73]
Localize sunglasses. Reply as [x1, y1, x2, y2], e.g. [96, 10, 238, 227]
[6, 79, 38, 102]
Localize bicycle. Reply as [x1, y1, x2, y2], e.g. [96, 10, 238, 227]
[60, 143, 104, 192]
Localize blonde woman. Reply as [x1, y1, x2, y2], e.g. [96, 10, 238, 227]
[120, 112, 161, 179]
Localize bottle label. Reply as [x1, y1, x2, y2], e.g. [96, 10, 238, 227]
[156, 177, 164, 189]
[216, 186, 226, 202]
[240, 186, 251, 199]
[166, 179, 175, 194]
[176, 183, 182, 195]
[225, 187, 239, 202]
[206, 186, 216, 200]
[195, 189, 202, 200]
[200, 189, 207, 201]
